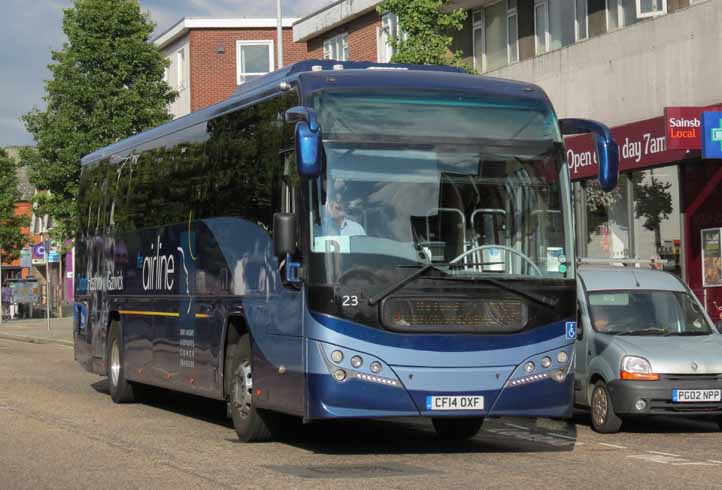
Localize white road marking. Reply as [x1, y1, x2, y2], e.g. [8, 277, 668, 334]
[628, 453, 720, 466]
[549, 432, 576, 440]
[708, 460, 722, 464]
[503, 423, 530, 431]
[647, 451, 680, 457]
[597, 443, 627, 449]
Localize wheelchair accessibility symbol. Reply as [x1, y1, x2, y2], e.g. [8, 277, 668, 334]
[565, 322, 577, 340]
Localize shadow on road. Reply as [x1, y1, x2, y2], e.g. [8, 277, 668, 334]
[573, 408, 720, 433]
[90, 380, 578, 454]
[91, 379, 232, 429]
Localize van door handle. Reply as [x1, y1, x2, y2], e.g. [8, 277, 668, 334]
[587, 349, 592, 356]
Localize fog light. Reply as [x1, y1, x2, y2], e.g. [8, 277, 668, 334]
[524, 361, 535, 373]
[541, 356, 552, 369]
[370, 361, 382, 374]
[331, 350, 344, 363]
[351, 356, 363, 368]
[557, 351, 569, 364]
[635, 399, 647, 411]
[333, 369, 347, 381]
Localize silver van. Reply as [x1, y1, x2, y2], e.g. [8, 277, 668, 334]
[575, 263, 722, 433]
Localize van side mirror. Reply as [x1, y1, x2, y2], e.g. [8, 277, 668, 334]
[286, 106, 322, 178]
[273, 213, 296, 257]
[559, 118, 619, 192]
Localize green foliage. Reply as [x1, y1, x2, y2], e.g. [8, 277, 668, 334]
[0, 149, 30, 261]
[22, 0, 177, 242]
[377, 0, 472, 72]
[634, 176, 672, 239]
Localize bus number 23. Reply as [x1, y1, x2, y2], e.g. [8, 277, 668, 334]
[342, 295, 359, 307]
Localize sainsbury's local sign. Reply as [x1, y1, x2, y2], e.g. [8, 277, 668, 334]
[665, 107, 703, 150]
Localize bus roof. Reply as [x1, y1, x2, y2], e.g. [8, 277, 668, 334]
[81, 60, 549, 166]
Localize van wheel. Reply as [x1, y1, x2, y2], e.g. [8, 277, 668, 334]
[432, 418, 484, 440]
[590, 381, 622, 433]
[228, 333, 280, 442]
[107, 322, 135, 403]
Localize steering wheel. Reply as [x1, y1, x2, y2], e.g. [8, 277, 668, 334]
[449, 245, 543, 276]
[336, 267, 383, 287]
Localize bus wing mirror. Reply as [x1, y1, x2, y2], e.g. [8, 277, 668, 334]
[559, 118, 619, 192]
[273, 212, 297, 257]
[286, 106, 321, 178]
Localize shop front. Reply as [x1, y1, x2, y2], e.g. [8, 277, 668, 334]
[566, 104, 722, 319]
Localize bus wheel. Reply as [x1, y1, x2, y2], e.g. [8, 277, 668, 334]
[229, 334, 278, 442]
[107, 322, 135, 403]
[432, 417, 484, 440]
[590, 381, 622, 434]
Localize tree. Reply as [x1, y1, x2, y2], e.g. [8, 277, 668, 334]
[22, 0, 176, 243]
[633, 175, 673, 253]
[0, 149, 30, 262]
[377, 0, 471, 71]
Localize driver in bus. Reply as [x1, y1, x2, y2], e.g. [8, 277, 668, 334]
[322, 180, 366, 237]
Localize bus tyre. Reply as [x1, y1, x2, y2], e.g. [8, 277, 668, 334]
[229, 334, 279, 442]
[432, 417, 484, 441]
[107, 322, 135, 403]
[590, 381, 622, 434]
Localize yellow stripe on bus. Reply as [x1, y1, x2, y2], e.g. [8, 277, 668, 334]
[119, 310, 180, 318]
[194, 313, 210, 318]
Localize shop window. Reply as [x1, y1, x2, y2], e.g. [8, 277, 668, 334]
[323, 33, 349, 61]
[632, 166, 681, 276]
[579, 175, 632, 259]
[236, 41, 274, 85]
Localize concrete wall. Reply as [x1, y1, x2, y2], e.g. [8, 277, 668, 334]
[162, 35, 191, 119]
[486, 0, 722, 126]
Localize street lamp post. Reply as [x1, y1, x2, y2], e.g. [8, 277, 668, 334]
[276, 0, 284, 69]
[45, 235, 51, 332]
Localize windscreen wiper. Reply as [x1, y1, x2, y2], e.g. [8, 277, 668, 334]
[368, 264, 448, 306]
[617, 328, 668, 336]
[432, 275, 558, 308]
[663, 331, 711, 336]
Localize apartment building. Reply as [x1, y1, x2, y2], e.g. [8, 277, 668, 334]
[294, 0, 722, 313]
[154, 17, 307, 118]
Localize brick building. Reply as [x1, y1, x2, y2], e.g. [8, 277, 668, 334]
[154, 18, 307, 119]
[294, 0, 399, 63]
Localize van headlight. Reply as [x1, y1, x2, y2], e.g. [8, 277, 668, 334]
[621, 356, 659, 381]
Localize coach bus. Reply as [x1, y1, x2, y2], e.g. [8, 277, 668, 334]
[74, 60, 618, 442]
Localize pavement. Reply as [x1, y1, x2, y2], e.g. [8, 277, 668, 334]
[0, 316, 73, 346]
